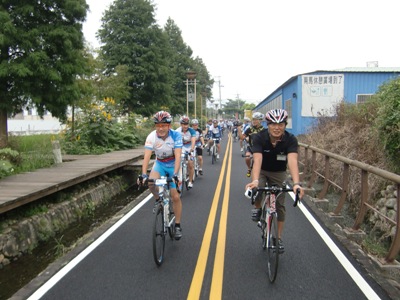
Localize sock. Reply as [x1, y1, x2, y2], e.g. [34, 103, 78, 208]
[175, 223, 181, 228]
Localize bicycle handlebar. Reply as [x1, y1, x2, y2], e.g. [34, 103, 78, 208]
[252, 185, 301, 207]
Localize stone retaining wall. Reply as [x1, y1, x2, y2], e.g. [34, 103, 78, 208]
[0, 174, 131, 268]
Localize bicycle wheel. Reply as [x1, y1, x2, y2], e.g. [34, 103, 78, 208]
[211, 146, 216, 164]
[152, 204, 165, 266]
[266, 213, 279, 282]
[182, 163, 189, 190]
[167, 199, 176, 239]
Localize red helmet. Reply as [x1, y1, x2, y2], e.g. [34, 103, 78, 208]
[153, 111, 172, 123]
[265, 109, 288, 124]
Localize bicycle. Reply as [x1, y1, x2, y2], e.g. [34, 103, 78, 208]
[246, 183, 300, 282]
[147, 176, 177, 266]
[210, 138, 219, 164]
[192, 148, 199, 181]
[180, 151, 190, 196]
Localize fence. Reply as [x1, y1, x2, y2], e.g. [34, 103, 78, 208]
[298, 142, 400, 264]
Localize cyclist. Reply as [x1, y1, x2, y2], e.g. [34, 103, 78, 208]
[204, 119, 213, 153]
[245, 109, 304, 252]
[232, 119, 240, 141]
[208, 119, 222, 159]
[138, 111, 184, 240]
[239, 112, 266, 177]
[191, 118, 205, 175]
[176, 116, 196, 188]
[240, 117, 251, 152]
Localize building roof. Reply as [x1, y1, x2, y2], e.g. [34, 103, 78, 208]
[309, 67, 400, 73]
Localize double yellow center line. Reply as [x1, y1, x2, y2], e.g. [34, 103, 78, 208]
[187, 134, 233, 299]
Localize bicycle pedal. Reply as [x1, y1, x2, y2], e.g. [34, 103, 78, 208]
[257, 221, 262, 228]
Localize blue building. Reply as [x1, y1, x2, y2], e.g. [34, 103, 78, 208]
[254, 67, 400, 135]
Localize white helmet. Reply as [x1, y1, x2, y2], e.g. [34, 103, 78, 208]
[265, 109, 288, 124]
[252, 112, 264, 120]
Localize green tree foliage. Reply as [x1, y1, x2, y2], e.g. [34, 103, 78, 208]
[373, 78, 400, 171]
[97, 0, 174, 116]
[223, 98, 247, 117]
[0, 0, 89, 147]
[163, 18, 194, 114]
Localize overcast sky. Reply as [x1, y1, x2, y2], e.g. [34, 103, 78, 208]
[82, 0, 400, 106]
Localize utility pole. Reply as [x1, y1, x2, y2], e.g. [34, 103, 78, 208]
[215, 76, 223, 119]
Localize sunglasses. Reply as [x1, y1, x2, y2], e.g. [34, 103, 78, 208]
[155, 124, 169, 128]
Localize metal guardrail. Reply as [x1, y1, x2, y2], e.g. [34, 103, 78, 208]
[298, 142, 400, 264]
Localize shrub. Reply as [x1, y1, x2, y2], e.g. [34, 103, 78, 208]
[61, 98, 140, 154]
[372, 78, 400, 173]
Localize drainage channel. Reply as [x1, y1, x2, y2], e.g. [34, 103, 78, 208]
[0, 188, 143, 300]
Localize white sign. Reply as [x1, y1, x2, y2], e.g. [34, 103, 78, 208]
[301, 74, 344, 117]
[188, 93, 195, 102]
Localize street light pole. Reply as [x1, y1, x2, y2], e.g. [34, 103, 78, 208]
[186, 71, 197, 118]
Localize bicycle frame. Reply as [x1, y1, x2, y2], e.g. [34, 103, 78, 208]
[253, 184, 301, 282]
[148, 177, 176, 266]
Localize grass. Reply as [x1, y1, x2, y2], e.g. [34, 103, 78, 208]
[7, 134, 57, 174]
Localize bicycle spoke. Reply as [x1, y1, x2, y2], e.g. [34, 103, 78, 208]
[152, 205, 165, 266]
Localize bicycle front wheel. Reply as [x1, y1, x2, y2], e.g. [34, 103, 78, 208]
[266, 213, 279, 282]
[153, 204, 166, 266]
[211, 146, 216, 164]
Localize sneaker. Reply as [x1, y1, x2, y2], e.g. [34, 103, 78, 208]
[246, 169, 251, 177]
[175, 227, 182, 240]
[199, 169, 203, 175]
[251, 208, 262, 222]
[188, 182, 193, 189]
[278, 239, 285, 254]
[217, 154, 220, 159]
[241, 147, 244, 152]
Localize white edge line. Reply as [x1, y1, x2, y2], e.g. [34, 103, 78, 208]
[27, 194, 153, 300]
[288, 192, 381, 300]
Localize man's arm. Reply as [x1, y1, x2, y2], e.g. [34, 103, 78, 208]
[246, 152, 262, 189]
[142, 148, 152, 175]
[173, 147, 182, 175]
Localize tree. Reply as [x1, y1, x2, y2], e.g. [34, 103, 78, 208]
[223, 98, 247, 117]
[0, 0, 89, 147]
[98, 0, 174, 116]
[163, 18, 213, 117]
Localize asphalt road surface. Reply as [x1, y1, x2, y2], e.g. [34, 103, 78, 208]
[23, 134, 390, 300]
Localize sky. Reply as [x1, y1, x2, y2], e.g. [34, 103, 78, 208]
[82, 0, 400, 107]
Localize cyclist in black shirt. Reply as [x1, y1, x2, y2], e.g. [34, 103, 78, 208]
[245, 109, 304, 253]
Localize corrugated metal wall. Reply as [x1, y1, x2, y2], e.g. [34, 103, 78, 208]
[256, 71, 400, 135]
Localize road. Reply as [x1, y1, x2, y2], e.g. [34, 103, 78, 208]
[25, 134, 389, 300]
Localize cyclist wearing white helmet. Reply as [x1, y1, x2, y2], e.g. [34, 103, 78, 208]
[138, 111, 184, 240]
[191, 119, 205, 175]
[239, 112, 266, 177]
[240, 117, 251, 152]
[245, 108, 304, 253]
[176, 116, 197, 189]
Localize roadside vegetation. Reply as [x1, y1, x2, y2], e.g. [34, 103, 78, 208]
[299, 77, 400, 258]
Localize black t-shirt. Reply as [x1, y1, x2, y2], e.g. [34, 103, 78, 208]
[252, 129, 298, 172]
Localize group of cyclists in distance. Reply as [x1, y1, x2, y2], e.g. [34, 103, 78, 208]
[138, 109, 304, 250]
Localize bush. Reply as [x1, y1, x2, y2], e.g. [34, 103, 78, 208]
[372, 78, 400, 173]
[61, 98, 141, 154]
[0, 148, 20, 178]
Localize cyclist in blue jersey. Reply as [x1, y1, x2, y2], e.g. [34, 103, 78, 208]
[176, 116, 197, 189]
[138, 111, 184, 240]
[191, 118, 206, 175]
[208, 119, 222, 159]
